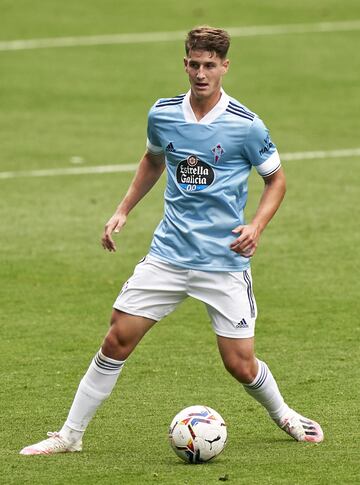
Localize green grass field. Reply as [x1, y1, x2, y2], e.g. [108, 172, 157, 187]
[1, 1, 360, 483]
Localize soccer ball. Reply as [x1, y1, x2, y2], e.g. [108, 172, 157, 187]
[169, 405, 227, 464]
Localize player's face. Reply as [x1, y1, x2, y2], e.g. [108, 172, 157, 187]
[184, 50, 229, 100]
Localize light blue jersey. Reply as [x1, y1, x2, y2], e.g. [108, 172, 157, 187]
[146, 89, 281, 271]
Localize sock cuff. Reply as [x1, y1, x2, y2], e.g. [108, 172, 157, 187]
[92, 349, 126, 375]
[244, 359, 268, 389]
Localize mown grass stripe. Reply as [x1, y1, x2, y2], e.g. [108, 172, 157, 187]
[0, 148, 359, 180]
[0, 20, 359, 52]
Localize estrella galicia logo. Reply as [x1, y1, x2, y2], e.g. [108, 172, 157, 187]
[176, 155, 214, 192]
[259, 135, 274, 156]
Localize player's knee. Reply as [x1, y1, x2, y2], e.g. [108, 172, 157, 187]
[222, 356, 256, 384]
[103, 328, 119, 349]
[104, 310, 154, 360]
[102, 324, 132, 360]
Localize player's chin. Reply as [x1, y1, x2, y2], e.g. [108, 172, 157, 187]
[193, 83, 210, 97]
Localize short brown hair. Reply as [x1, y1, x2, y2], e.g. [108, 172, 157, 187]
[185, 26, 230, 59]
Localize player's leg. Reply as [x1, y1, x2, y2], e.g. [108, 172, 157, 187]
[20, 256, 188, 455]
[216, 335, 290, 418]
[20, 310, 155, 455]
[216, 335, 324, 442]
[102, 309, 156, 360]
[59, 310, 156, 442]
[190, 268, 323, 443]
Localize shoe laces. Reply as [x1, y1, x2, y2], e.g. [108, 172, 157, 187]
[35, 432, 67, 452]
[47, 431, 61, 439]
[282, 414, 318, 440]
[282, 416, 304, 437]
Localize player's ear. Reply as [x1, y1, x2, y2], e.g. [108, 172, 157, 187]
[222, 59, 230, 75]
[184, 57, 189, 72]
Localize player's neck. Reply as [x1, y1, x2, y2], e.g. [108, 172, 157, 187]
[189, 89, 222, 122]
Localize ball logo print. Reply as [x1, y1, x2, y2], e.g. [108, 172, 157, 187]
[169, 405, 227, 463]
[176, 155, 215, 192]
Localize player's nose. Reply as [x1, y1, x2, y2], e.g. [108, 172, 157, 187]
[196, 66, 206, 79]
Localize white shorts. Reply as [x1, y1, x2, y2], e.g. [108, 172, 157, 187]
[113, 255, 257, 338]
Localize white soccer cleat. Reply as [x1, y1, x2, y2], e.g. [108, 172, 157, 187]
[19, 432, 82, 455]
[277, 411, 324, 443]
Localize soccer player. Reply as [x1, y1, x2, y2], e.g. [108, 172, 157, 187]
[20, 26, 323, 455]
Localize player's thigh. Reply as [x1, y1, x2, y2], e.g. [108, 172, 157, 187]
[190, 268, 257, 339]
[113, 255, 188, 322]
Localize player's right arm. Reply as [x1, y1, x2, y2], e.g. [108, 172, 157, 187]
[101, 149, 165, 252]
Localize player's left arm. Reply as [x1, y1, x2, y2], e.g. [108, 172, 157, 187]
[230, 168, 286, 256]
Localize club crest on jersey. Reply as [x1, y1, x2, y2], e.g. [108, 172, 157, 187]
[176, 155, 215, 192]
[211, 143, 225, 164]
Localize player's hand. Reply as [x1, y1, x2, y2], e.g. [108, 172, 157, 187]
[101, 213, 127, 252]
[230, 223, 260, 257]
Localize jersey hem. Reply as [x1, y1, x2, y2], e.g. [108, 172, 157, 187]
[148, 250, 251, 272]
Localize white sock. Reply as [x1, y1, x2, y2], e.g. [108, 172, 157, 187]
[243, 359, 290, 421]
[60, 349, 125, 443]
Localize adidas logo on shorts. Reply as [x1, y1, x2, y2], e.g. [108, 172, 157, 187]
[236, 318, 249, 328]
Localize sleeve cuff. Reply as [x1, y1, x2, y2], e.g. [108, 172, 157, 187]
[255, 150, 281, 177]
[146, 138, 163, 155]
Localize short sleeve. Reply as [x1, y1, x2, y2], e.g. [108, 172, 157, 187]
[146, 106, 163, 154]
[243, 117, 281, 177]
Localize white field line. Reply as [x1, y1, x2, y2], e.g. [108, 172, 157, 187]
[0, 148, 359, 180]
[0, 20, 360, 52]
[281, 147, 360, 161]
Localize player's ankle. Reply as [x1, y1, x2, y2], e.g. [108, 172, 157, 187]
[59, 424, 84, 444]
[270, 403, 291, 422]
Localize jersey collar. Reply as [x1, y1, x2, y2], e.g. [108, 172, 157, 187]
[182, 88, 230, 124]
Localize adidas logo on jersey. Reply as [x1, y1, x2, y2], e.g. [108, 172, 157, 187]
[166, 142, 175, 152]
[236, 318, 249, 328]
